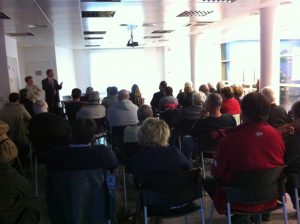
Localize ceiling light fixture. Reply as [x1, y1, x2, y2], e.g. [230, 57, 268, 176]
[27, 24, 48, 28]
[200, 0, 236, 2]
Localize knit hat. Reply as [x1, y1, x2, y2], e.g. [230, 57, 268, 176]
[0, 121, 18, 163]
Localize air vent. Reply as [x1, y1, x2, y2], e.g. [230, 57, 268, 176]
[84, 37, 104, 40]
[151, 30, 174, 34]
[6, 32, 34, 37]
[85, 45, 101, 47]
[185, 21, 213, 27]
[81, 11, 115, 18]
[84, 31, 106, 35]
[144, 36, 163, 39]
[177, 10, 213, 17]
[81, 0, 120, 2]
[0, 12, 10, 19]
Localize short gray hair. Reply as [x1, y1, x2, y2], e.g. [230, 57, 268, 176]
[260, 86, 276, 104]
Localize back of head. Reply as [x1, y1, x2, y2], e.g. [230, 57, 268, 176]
[71, 88, 82, 99]
[159, 81, 167, 91]
[137, 104, 153, 122]
[138, 117, 170, 147]
[8, 92, 20, 103]
[29, 113, 72, 148]
[85, 87, 93, 95]
[232, 85, 243, 98]
[199, 84, 209, 93]
[220, 86, 234, 99]
[72, 119, 97, 144]
[19, 89, 28, 99]
[206, 93, 222, 110]
[291, 101, 300, 119]
[260, 86, 276, 104]
[33, 100, 48, 114]
[25, 76, 32, 83]
[184, 81, 193, 94]
[165, 86, 173, 96]
[192, 91, 206, 106]
[88, 91, 100, 102]
[118, 89, 130, 101]
[240, 92, 270, 122]
[109, 86, 118, 96]
[216, 81, 225, 92]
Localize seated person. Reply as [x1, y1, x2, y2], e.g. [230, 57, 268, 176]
[64, 88, 84, 124]
[190, 93, 236, 149]
[158, 86, 179, 111]
[76, 91, 106, 132]
[102, 86, 118, 109]
[0, 162, 40, 224]
[33, 100, 48, 115]
[129, 118, 191, 176]
[46, 118, 118, 224]
[174, 91, 206, 136]
[176, 81, 195, 108]
[0, 121, 18, 164]
[220, 86, 241, 115]
[204, 92, 285, 222]
[284, 101, 300, 209]
[261, 86, 292, 128]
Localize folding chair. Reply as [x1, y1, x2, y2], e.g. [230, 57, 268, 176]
[134, 167, 205, 224]
[209, 166, 288, 224]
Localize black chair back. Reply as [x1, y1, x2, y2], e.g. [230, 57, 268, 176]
[136, 168, 202, 210]
[226, 166, 286, 204]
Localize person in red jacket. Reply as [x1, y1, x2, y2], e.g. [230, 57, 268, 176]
[204, 92, 285, 223]
[220, 86, 241, 115]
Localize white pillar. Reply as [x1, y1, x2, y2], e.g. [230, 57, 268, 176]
[260, 5, 280, 101]
[190, 34, 197, 90]
[0, 21, 10, 108]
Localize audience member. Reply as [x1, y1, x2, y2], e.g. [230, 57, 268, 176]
[190, 93, 236, 141]
[107, 89, 138, 127]
[205, 92, 285, 222]
[175, 91, 206, 136]
[102, 86, 118, 109]
[208, 82, 217, 93]
[124, 104, 153, 143]
[0, 121, 18, 164]
[45, 118, 118, 224]
[19, 88, 34, 116]
[150, 81, 167, 115]
[220, 86, 241, 115]
[159, 86, 179, 111]
[199, 84, 210, 97]
[64, 88, 84, 124]
[33, 100, 48, 114]
[0, 163, 40, 224]
[177, 81, 195, 108]
[24, 75, 42, 102]
[216, 81, 225, 93]
[130, 84, 144, 107]
[0, 93, 31, 162]
[261, 86, 291, 128]
[284, 101, 300, 209]
[232, 84, 243, 104]
[80, 86, 93, 102]
[129, 118, 191, 176]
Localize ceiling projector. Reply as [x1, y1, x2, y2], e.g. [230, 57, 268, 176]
[127, 40, 139, 47]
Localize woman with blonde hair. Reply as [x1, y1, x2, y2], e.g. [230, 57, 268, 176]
[129, 118, 191, 175]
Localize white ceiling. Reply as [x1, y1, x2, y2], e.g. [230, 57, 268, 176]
[0, 0, 298, 49]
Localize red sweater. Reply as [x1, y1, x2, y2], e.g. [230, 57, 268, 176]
[211, 122, 285, 214]
[220, 98, 240, 115]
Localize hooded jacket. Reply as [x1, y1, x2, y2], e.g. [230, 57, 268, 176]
[107, 99, 138, 127]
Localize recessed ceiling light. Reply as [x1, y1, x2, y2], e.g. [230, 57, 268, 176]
[27, 24, 48, 28]
[143, 23, 158, 27]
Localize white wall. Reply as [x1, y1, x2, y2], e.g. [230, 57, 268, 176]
[89, 47, 164, 104]
[194, 35, 222, 90]
[55, 47, 76, 98]
[73, 49, 91, 92]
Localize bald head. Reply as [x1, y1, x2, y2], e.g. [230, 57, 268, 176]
[118, 89, 130, 100]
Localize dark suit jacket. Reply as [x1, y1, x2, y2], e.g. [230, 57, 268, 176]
[42, 78, 62, 103]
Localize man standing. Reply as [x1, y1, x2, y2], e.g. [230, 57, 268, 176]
[42, 69, 63, 113]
